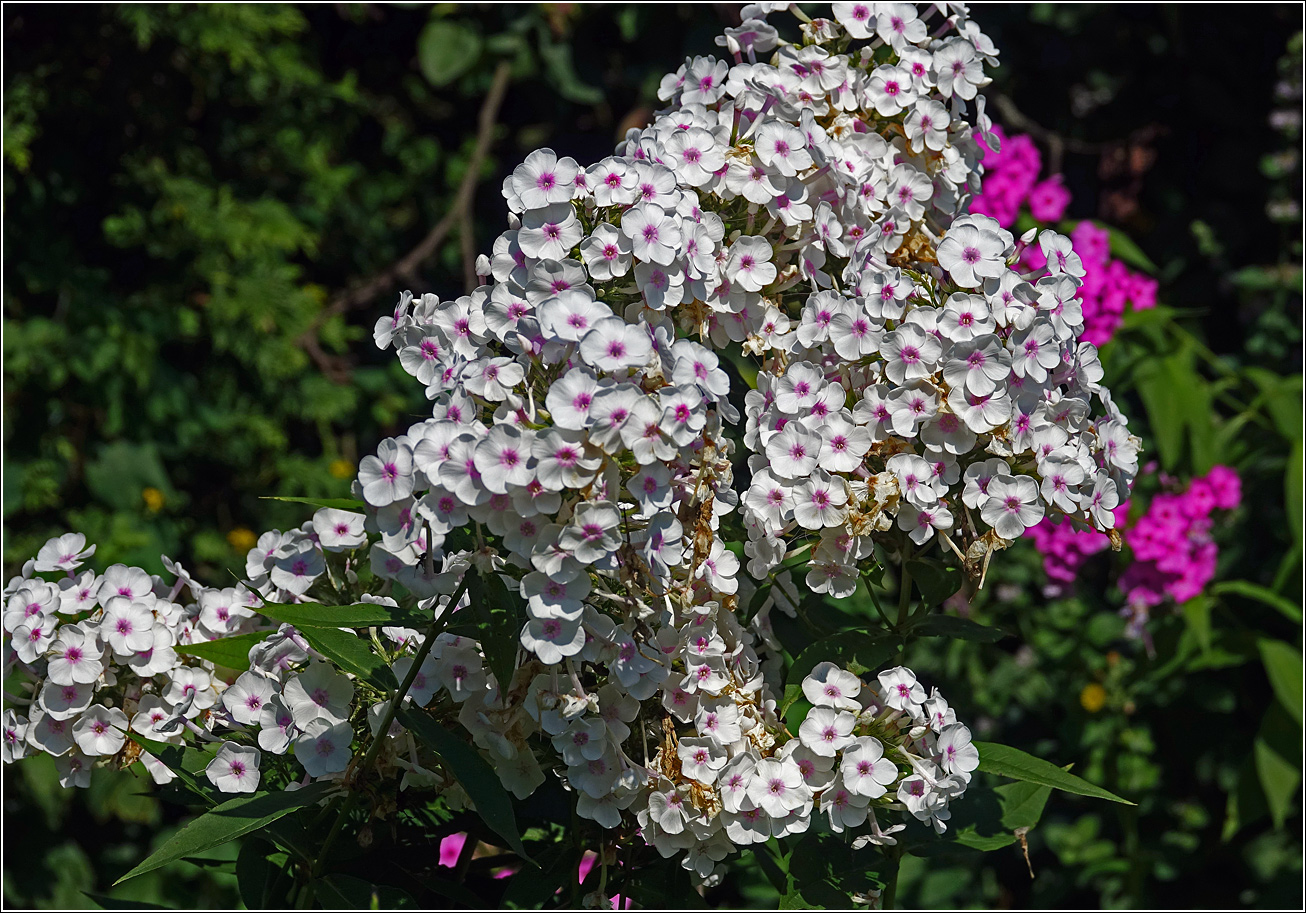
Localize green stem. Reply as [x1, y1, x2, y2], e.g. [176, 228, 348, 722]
[309, 571, 474, 881]
[881, 846, 902, 910]
[453, 831, 477, 883]
[895, 556, 915, 631]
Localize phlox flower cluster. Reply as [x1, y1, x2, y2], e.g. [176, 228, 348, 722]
[969, 125, 1069, 227]
[355, 0, 1021, 876]
[1118, 465, 1241, 623]
[1025, 500, 1130, 597]
[632, 662, 976, 870]
[4, 2, 1143, 886]
[2, 532, 270, 788]
[737, 208, 1139, 600]
[1026, 465, 1241, 638]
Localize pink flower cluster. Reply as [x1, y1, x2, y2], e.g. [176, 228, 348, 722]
[1027, 466, 1241, 634]
[1025, 502, 1130, 597]
[1119, 465, 1241, 610]
[972, 125, 1159, 346]
[971, 125, 1069, 227]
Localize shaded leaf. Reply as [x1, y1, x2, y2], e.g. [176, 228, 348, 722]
[418, 19, 482, 86]
[466, 571, 524, 693]
[397, 707, 532, 864]
[952, 827, 1017, 851]
[909, 613, 1005, 643]
[1214, 580, 1303, 623]
[316, 874, 415, 909]
[537, 35, 603, 105]
[293, 624, 397, 691]
[1180, 596, 1213, 653]
[786, 630, 896, 687]
[1104, 223, 1159, 273]
[1289, 441, 1303, 553]
[906, 558, 962, 606]
[235, 838, 282, 909]
[84, 894, 171, 910]
[998, 776, 1056, 830]
[114, 781, 335, 884]
[123, 731, 210, 800]
[1258, 638, 1304, 726]
[1254, 734, 1300, 830]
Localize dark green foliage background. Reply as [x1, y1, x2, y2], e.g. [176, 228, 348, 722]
[3, 4, 1301, 909]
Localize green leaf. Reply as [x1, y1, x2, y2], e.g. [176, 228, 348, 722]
[1180, 596, 1214, 653]
[908, 613, 1006, 643]
[998, 777, 1055, 830]
[1133, 348, 1216, 472]
[83, 894, 171, 910]
[235, 838, 283, 909]
[293, 624, 397, 691]
[397, 707, 533, 864]
[466, 571, 524, 692]
[905, 557, 962, 606]
[1288, 441, 1303, 553]
[114, 781, 335, 885]
[537, 35, 604, 105]
[261, 496, 364, 511]
[1255, 734, 1300, 829]
[1258, 638, 1304, 726]
[1223, 757, 1269, 841]
[175, 631, 268, 671]
[952, 828, 1017, 851]
[123, 731, 210, 799]
[1213, 580, 1302, 623]
[785, 631, 896, 700]
[257, 601, 423, 629]
[316, 874, 416, 909]
[790, 630, 896, 681]
[1104, 223, 1159, 273]
[974, 741, 1133, 804]
[417, 19, 482, 86]
[1243, 368, 1303, 441]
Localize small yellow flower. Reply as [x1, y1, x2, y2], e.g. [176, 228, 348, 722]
[328, 459, 355, 480]
[142, 487, 165, 513]
[227, 527, 257, 553]
[1080, 683, 1107, 714]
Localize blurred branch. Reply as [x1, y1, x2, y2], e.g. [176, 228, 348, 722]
[300, 59, 513, 382]
[992, 93, 1108, 175]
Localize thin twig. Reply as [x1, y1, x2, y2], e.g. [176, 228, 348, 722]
[299, 60, 513, 381]
[992, 93, 1109, 176]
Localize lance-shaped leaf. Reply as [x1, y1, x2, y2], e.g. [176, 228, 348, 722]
[974, 741, 1133, 804]
[175, 631, 268, 671]
[256, 601, 425, 630]
[466, 570, 524, 692]
[292, 624, 397, 691]
[114, 780, 336, 884]
[262, 496, 365, 511]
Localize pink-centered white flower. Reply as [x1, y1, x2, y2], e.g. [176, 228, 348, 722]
[206, 742, 262, 793]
